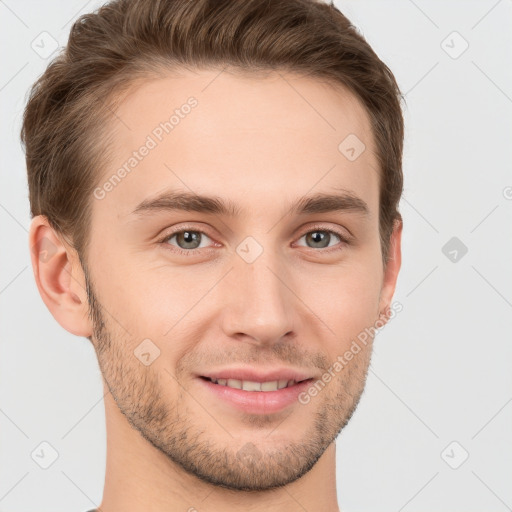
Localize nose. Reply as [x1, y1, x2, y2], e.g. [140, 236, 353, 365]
[219, 248, 296, 346]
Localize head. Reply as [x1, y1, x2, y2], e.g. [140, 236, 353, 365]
[24, 0, 404, 492]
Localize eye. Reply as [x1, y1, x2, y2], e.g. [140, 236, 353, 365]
[159, 224, 351, 257]
[160, 227, 216, 256]
[295, 225, 350, 252]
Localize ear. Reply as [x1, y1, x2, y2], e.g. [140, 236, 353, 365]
[377, 218, 403, 324]
[28, 215, 93, 338]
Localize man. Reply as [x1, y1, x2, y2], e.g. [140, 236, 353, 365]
[23, 0, 404, 510]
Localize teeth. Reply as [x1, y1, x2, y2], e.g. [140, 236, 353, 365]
[261, 381, 278, 391]
[227, 379, 242, 389]
[242, 381, 261, 391]
[278, 379, 289, 389]
[210, 378, 298, 392]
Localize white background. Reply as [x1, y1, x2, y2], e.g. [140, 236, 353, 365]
[1, 1, 511, 511]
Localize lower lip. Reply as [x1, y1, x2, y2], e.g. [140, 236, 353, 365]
[198, 377, 313, 414]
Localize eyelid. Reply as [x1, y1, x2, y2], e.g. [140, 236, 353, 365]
[291, 223, 352, 254]
[158, 224, 219, 251]
[299, 223, 353, 243]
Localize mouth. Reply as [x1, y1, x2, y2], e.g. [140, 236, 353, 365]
[199, 376, 312, 392]
[197, 375, 315, 415]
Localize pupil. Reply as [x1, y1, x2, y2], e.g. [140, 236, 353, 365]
[180, 231, 200, 249]
[309, 231, 328, 248]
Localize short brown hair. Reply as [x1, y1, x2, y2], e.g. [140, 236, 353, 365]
[21, 0, 404, 268]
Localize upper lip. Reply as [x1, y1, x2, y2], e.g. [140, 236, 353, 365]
[199, 367, 315, 383]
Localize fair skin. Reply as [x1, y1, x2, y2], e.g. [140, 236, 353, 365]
[29, 68, 402, 512]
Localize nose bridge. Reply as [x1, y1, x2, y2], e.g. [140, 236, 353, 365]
[220, 241, 295, 343]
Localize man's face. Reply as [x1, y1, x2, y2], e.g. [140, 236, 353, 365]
[85, 68, 392, 491]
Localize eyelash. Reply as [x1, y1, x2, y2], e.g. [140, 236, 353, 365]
[158, 224, 351, 257]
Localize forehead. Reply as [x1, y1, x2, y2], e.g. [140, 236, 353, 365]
[94, 68, 379, 222]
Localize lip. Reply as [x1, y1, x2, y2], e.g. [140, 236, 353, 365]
[197, 373, 315, 415]
[199, 367, 314, 383]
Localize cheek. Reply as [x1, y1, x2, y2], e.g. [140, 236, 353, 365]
[87, 252, 173, 344]
[297, 261, 382, 349]
[103, 266, 204, 360]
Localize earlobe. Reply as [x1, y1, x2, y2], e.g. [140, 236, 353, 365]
[29, 215, 93, 338]
[377, 218, 403, 325]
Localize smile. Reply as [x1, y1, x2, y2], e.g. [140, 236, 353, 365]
[205, 377, 307, 392]
[198, 376, 314, 414]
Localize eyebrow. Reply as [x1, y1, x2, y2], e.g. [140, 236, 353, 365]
[130, 189, 370, 219]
